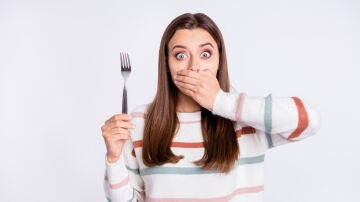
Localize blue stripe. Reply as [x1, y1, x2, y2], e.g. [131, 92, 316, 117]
[126, 165, 140, 175]
[138, 154, 265, 176]
[265, 94, 274, 148]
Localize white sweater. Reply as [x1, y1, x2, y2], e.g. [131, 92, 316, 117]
[104, 90, 320, 202]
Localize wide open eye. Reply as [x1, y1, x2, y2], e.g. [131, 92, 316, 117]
[201, 51, 211, 58]
[175, 52, 187, 60]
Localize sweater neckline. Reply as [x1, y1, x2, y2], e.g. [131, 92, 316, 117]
[176, 111, 201, 122]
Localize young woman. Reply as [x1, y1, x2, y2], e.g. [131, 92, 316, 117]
[101, 13, 320, 202]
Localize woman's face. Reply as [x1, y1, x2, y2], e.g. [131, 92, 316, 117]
[167, 28, 220, 82]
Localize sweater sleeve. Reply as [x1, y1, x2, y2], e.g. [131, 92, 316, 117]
[212, 90, 321, 148]
[104, 138, 145, 202]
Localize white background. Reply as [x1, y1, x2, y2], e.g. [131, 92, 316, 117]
[1, 0, 359, 201]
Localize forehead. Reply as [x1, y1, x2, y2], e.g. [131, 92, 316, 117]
[168, 28, 218, 48]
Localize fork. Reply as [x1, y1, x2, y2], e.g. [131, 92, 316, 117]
[120, 52, 131, 114]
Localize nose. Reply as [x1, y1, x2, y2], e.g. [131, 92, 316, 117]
[188, 55, 201, 72]
[190, 65, 200, 72]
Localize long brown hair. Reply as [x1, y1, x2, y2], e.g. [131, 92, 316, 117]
[143, 13, 239, 173]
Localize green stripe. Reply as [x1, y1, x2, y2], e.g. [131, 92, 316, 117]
[141, 166, 215, 175]
[138, 154, 265, 176]
[127, 189, 134, 202]
[237, 154, 264, 165]
[265, 94, 274, 148]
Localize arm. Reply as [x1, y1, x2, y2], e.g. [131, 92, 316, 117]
[104, 140, 144, 202]
[173, 69, 320, 147]
[104, 151, 133, 202]
[212, 90, 321, 147]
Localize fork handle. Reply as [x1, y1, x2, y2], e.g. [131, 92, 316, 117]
[122, 85, 127, 114]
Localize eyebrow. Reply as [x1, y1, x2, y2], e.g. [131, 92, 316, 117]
[199, 42, 214, 48]
[171, 42, 214, 51]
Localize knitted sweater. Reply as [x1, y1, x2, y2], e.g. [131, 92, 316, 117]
[104, 90, 320, 202]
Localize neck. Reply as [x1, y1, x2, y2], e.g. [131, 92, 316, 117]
[176, 92, 201, 112]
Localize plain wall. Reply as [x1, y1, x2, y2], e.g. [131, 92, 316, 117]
[0, 0, 359, 201]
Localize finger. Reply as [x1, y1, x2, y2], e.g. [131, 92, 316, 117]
[103, 121, 132, 132]
[114, 134, 131, 141]
[175, 74, 199, 85]
[179, 88, 194, 97]
[110, 127, 131, 135]
[176, 83, 195, 97]
[198, 69, 214, 77]
[110, 120, 135, 129]
[105, 114, 132, 125]
[104, 128, 131, 139]
[109, 133, 131, 141]
[174, 79, 197, 92]
[177, 70, 200, 79]
[112, 114, 132, 121]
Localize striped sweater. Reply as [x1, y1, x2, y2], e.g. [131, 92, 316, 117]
[104, 90, 320, 202]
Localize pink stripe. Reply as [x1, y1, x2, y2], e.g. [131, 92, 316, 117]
[132, 140, 204, 148]
[130, 112, 199, 124]
[105, 176, 129, 190]
[235, 93, 247, 121]
[130, 112, 145, 119]
[147, 185, 264, 202]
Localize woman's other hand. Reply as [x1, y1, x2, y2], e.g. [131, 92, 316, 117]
[174, 69, 220, 111]
[101, 114, 135, 163]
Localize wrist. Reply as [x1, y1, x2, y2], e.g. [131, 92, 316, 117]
[208, 88, 220, 111]
[212, 90, 240, 121]
[106, 153, 121, 163]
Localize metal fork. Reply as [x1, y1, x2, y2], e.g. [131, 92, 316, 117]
[120, 52, 131, 114]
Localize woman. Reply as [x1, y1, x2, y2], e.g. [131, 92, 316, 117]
[102, 13, 320, 202]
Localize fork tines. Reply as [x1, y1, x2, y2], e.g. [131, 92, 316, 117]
[120, 52, 131, 114]
[120, 52, 131, 72]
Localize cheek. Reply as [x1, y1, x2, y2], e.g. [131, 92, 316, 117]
[168, 59, 188, 75]
[206, 58, 219, 76]
[168, 61, 180, 81]
[169, 70, 177, 82]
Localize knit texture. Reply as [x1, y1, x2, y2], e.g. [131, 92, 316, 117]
[104, 90, 320, 202]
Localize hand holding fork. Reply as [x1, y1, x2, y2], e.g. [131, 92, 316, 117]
[101, 52, 133, 163]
